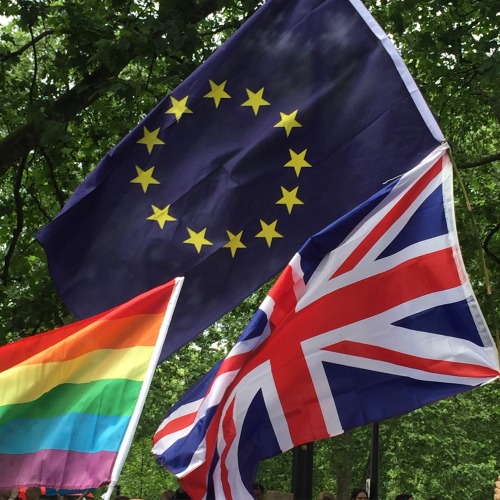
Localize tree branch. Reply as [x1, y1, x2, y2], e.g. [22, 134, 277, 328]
[484, 222, 500, 265]
[0, 62, 129, 178]
[456, 152, 500, 169]
[0, 29, 55, 63]
[40, 148, 66, 210]
[28, 26, 38, 103]
[2, 155, 27, 285]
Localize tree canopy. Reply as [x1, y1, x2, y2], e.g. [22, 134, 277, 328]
[0, 0, 499, 498]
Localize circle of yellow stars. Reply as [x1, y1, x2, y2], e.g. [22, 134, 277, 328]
[130, 80, 312, 255]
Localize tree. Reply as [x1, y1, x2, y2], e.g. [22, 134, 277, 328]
[0, 0, 499, 498]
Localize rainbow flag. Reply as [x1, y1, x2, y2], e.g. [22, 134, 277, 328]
[0, 278, 183, 490]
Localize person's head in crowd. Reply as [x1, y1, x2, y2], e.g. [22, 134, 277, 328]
[395, 495, 413, 500]
[319, 492, 336, 500]
[0, 491, 13, 500]
[252, 483, 265, 500]
[160, 491, 174, 500]
[171, 483, 190, 500]
[25, 489, 42, 500]
[4, 488, 22, 500]
[350, 488, 368, 500]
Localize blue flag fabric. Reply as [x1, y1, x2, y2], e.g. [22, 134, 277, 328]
[37, 0, 443, 361]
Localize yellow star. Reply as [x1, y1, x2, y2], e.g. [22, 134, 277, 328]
[276, 186, 304, 214]
[255, 219, 283, 247]
[147, 205, 177, 229]
[241, 88, 270, 115]
[130, 166, 160, 193]
[204, 80, 231, 108]
[284, 148, 312, 177]
[184, 227, 213, 253]
[274, 110, 302, 136]
[223, 230, 246, 257]
[166, 96, 193, 121]
[137, 126, 165, 154]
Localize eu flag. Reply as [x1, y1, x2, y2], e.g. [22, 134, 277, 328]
[37, 0, 444, 362]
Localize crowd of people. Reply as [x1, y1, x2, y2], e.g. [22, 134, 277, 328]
[0, 489, 94, 500]
[0, 486, 431, 500]
[0, 484, 446, 500]
[10, 479, 500, 499]
[350, 490, 415, 500]
[0, 485, 430, 500]
[0, 488, 45, 500]
[248, 483, 416, 499]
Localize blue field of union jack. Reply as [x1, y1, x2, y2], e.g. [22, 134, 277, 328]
[153, 145, 499, 500]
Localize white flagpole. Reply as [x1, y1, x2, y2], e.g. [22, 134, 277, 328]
[102, 277, 185, 500]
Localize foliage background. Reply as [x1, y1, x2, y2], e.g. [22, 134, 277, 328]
[0, 0, 499, 499]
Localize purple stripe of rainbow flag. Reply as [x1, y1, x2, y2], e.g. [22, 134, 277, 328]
[0, 279, 181, 489]
[0, 450, 114, 491]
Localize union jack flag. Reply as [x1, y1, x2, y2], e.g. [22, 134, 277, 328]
[152, 145, 499, 500]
